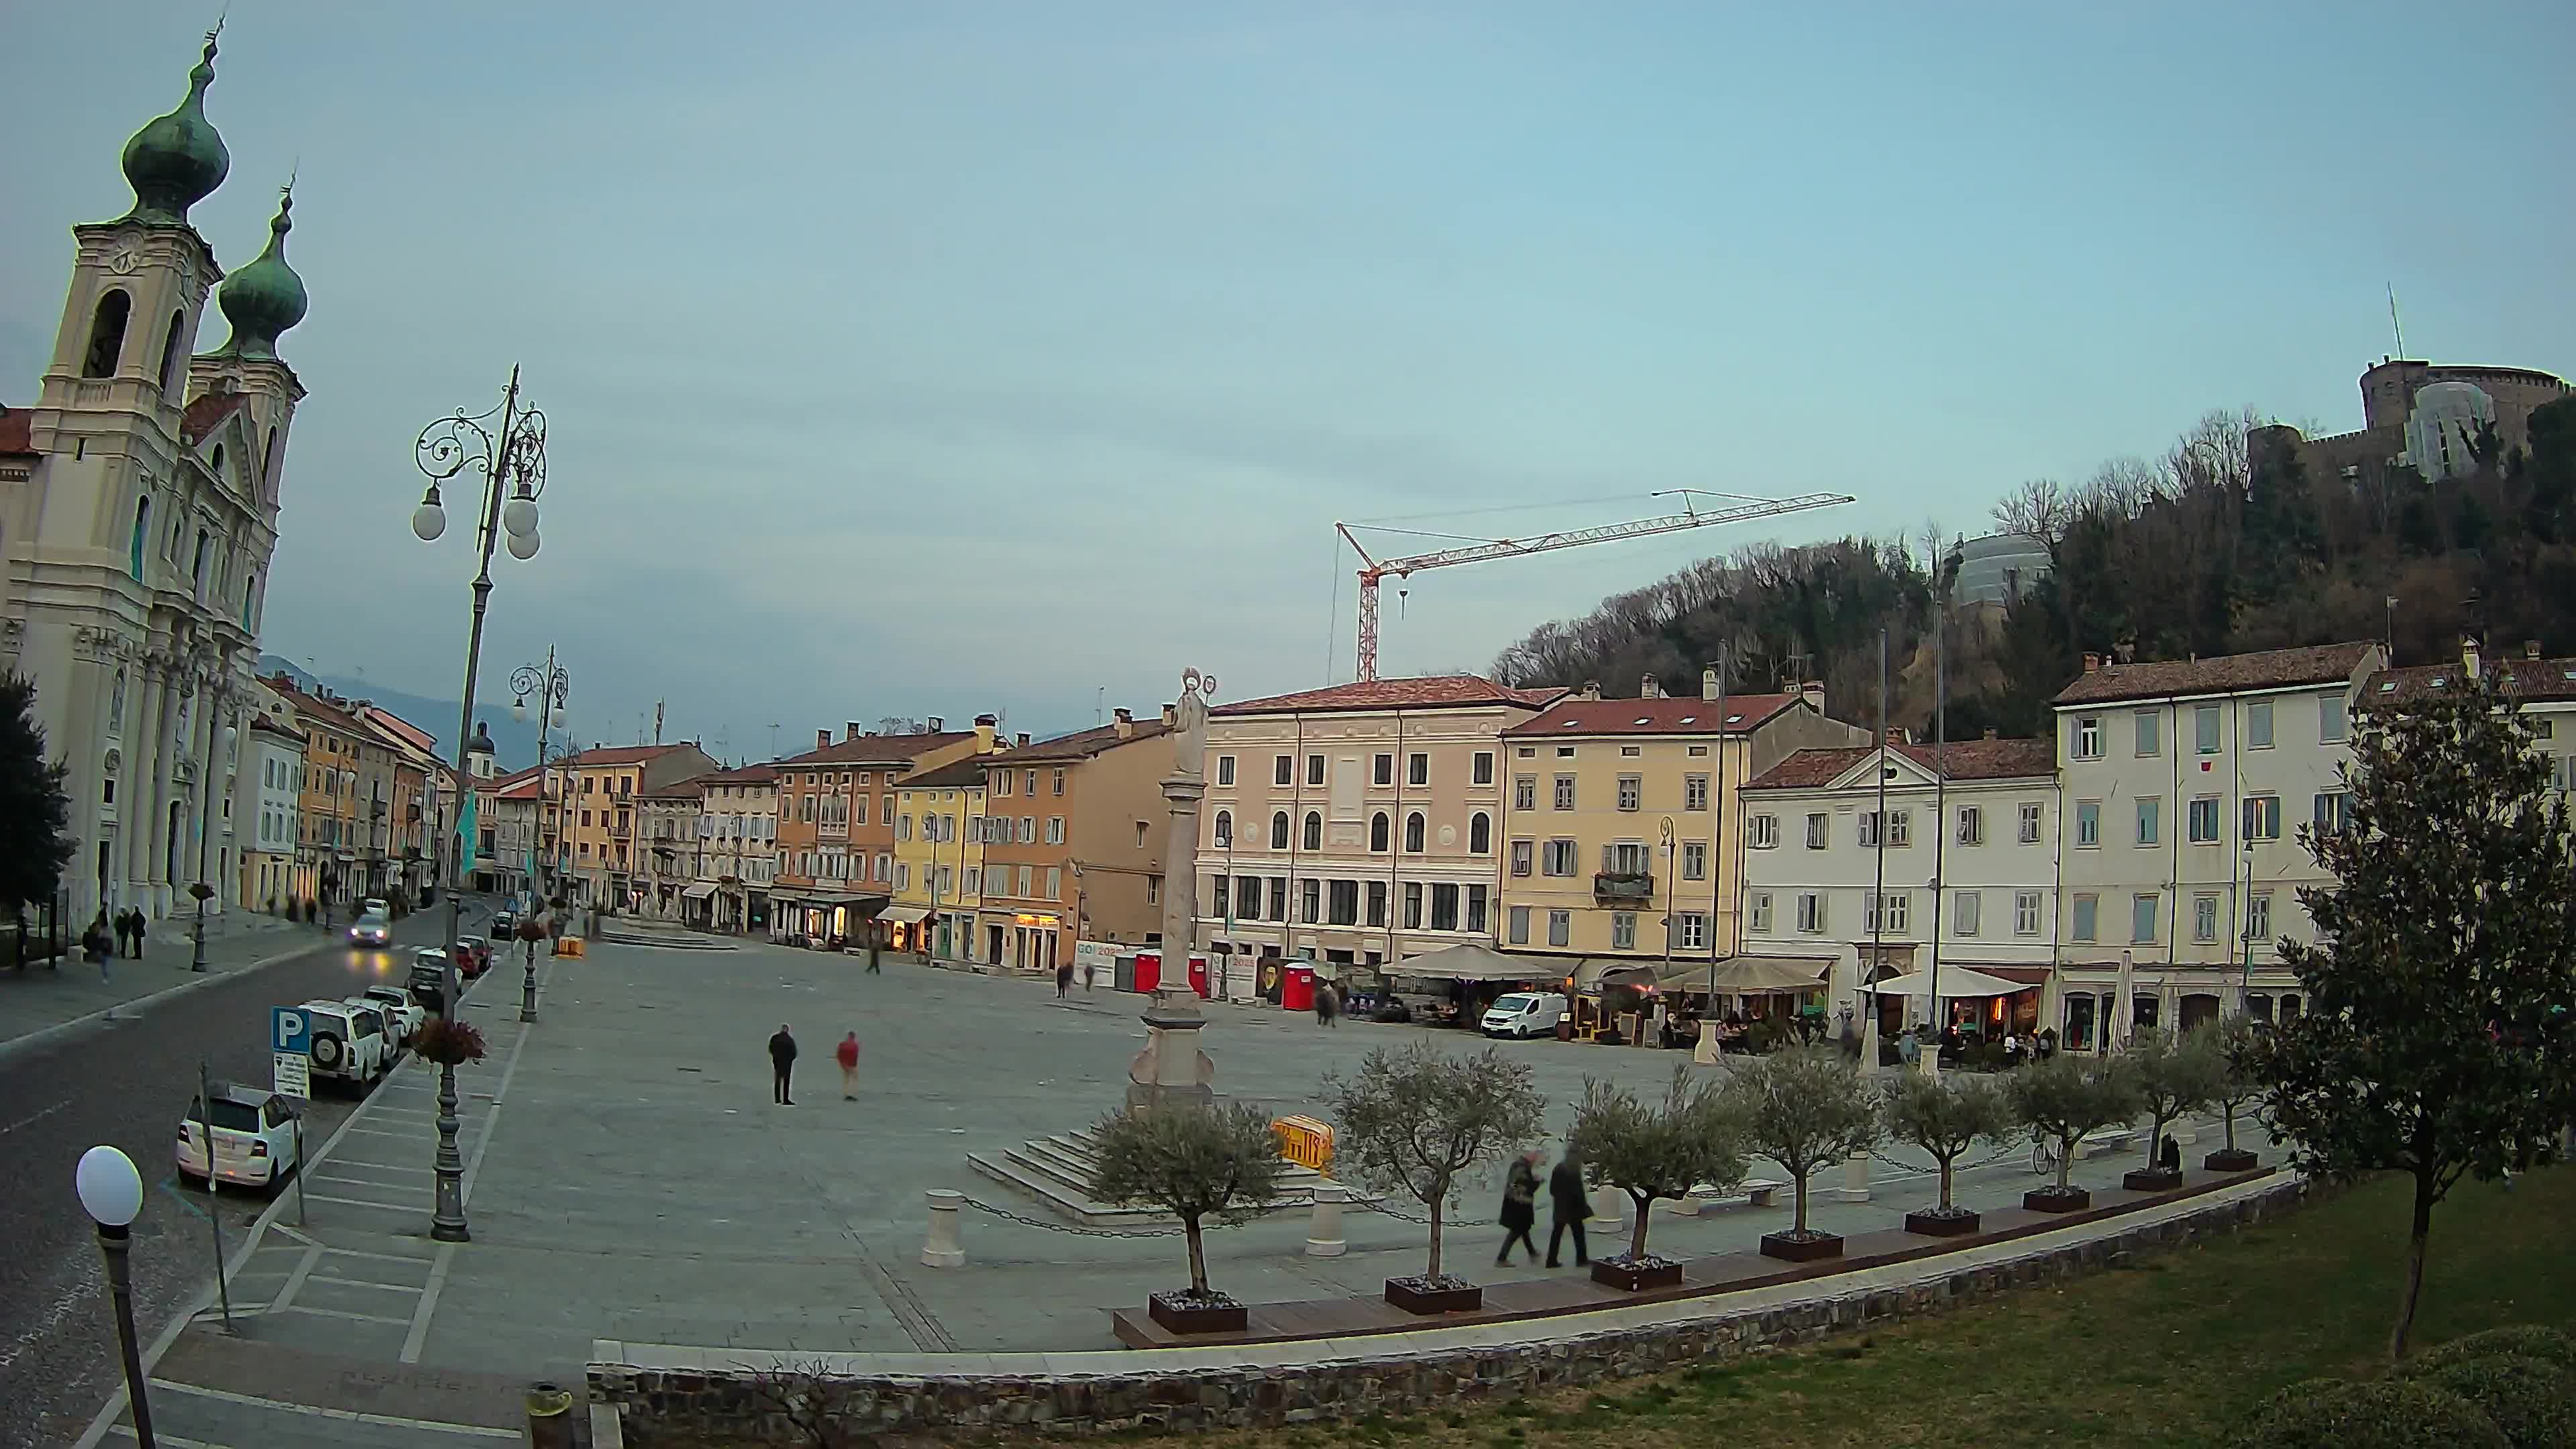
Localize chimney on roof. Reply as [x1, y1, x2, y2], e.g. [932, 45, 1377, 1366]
[816, 729, 830, 750]
[1114, 707, 1134, 739]
[1799, 681, 1824, 710]
[1159, 702, 1177, 729]
[1886, 727, 1907, 745]
[1639, 673, 1662, 699]
[1984, 727, 1999, 741]
[1015, 732, 1030, 747]
[2527, 640, 2544, 660]
[2462, 634, 2481, 681]
[1701, 667, 1719, 702]
[846, 721, 862, 741]
[1579, 680, 1602, 701]
[974, 714, 998, 751]
[926, 716, 944, 733]
[2082, 652, 2102, 674]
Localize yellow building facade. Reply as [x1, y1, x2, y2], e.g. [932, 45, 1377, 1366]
[1496, 677, 1866, 977]
[891, 755, 991, 960]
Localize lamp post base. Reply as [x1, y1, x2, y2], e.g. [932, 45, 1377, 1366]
[521, 959, 537, 1022]
[95, 1224, 157, 1448]
[431, 1058, 471, 1242]
[191, 904, 207, 973]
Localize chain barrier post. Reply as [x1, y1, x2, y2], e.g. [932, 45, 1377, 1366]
[1303, 1183, 1347, 1256]
[921, 1189, 966, 1268]
[1833, 1149, 1872, 1203]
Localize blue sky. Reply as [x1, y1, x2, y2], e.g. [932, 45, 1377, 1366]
[6, 2, 2570, 755]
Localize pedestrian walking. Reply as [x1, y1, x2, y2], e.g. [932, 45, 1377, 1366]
[865, 945, 881, 975]
[85, 913, 113, 983]
[1496, 1150, 1541, 1265]
[127, 908, 147, 960]
[1546, 1149, 1591, 1267]
[1316, 981, 1339, 1027]
[1056, 961, 1073, 999]
[835, 1031, 860, 1099]
[768, 1024, 798, 1105]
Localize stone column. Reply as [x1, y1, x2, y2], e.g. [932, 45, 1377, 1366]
[1155, 668, 1214, 970]
[122, 660, 162, 901]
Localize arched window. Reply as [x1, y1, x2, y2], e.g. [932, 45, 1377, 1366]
[1302, 811, 1322, 851]
[1270, 811, 1289, 850]
[129, 496, 150, 579]
[211, 443, 225, 483]
[1470, 812, 1492, 854]
[260, 427, 278, 498]
[1213, 810, 1232, 847]
[158, 311, 187, 395]
[1404, 811, 1426, 853]
[193, 528, 210, 587]
[1370, 812, 1389, 852]
[243, 571, 257, 629]
[83, 290, 131, 378]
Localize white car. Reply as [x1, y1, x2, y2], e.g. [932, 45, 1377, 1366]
[177, 1081, 303, 1191]
[297, 998, 392, 1089]
[347, 908, 393, 949]
[1481, 991, 1571, 1038]
[358, 986, 425, 1046]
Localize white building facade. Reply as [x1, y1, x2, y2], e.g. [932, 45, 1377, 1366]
[693, 764, 777, 932]
[0, 34, 308, 925]
[1737, 736, 2061, 1036]
[239, 712, 301, 911]
[2051, 641, 2383, 1049]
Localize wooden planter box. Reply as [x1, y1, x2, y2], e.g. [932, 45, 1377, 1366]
[2204, 1148, 2260, 1173]
[1591, 1256, 1684, 1292]
[1760, 1231, 1845, 1263]
[1146, 1291, 1248, 1335]
[2122, 1167, 2185, 1193]
[1904, 1208, 1981, 1238]
[1383, 1277, 1483, 1315]
[2024, 1186, 2092, 1214]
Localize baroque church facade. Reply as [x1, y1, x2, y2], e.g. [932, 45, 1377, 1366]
[0, 30, 309, 925]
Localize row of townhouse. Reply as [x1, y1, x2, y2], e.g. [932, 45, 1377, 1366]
[243, 675, 455, 912]
[1733, 636, 2576, 1052]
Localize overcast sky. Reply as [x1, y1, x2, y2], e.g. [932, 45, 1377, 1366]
[7, 2, 2571, 755]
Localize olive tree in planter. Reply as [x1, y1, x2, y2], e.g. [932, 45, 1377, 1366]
[1325, 1041, 1546, 1314]
[2124, 1026, 2223, 1191]
[1566, 1065, 1744, 1291]
[1881, 1069, 2012, 1236]
[1088, 1103, 1289, 1334]
[1728, 1046, 1882, 1261]
[2007, 1051, 2139, 1212]
[2202, 1017, 2265, 1173]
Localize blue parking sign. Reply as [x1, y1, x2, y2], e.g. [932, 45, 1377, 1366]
[272, 1006, 311, 1055]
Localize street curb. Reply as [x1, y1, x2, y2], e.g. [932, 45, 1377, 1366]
[0, 931, 343, 1069]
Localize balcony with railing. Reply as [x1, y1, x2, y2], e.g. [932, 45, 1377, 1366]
[1593, 871, 1655, 904]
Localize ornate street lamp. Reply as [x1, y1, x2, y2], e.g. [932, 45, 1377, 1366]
[409, 367, 549, 1243]
[510, 648, 570, 1022]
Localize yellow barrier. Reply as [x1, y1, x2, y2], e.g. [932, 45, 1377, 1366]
[553, 936, 586, 958]
[1271, 1114, 1334, 1174]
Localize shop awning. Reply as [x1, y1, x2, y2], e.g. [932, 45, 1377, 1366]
[1695, 955, 1834, 994]
[879, 906, 932, 925]
[1389, 943, 1557, 983]
[680, 883, 718, 901]
[1868, 966, 2031, 999]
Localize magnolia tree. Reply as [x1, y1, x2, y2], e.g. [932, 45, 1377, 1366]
[1089, 1104, 1289, 1305]
[1325, 1042, 1546, 1287]
[2249, 666, 2576, 1360]
[1728, 1046, 1882, 1243]
[2007, 1052, 2139, 1198]
[1566, 1065, 1744, 1265]
[2128, 1026, 2224, 1179]
[1880, 1069, 2012, 1220]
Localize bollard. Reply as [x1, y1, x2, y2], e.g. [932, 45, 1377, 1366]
[1589, 1183, 1627, 1227]
[1304, 1184, 1348, 1256]
[921, 1189, 966, 1269]
[1831, 1148, 1871, 1203]
[524, 1381, 575, 1449]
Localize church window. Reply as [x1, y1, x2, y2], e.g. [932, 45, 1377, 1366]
[261, 427, 278, 496]
[83, 290, 131, 378]
[193, 529, 209, 586]
[129, 496, 150, 579]
[158, 311, 186, 395]
[211, 444, 225, 482]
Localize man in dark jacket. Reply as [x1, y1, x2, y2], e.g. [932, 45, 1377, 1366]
[1496, 1150, 1541, 1265]
[767, 1024, 798, 1105]
[1546, 1150, 1591, 1267]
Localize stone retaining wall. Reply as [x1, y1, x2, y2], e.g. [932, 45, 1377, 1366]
[594, 1179, 2306, 1444]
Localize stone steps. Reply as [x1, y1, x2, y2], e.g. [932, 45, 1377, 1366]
[965, 1126, 1368, 1228]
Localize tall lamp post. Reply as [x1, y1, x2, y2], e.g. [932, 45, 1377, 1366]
[410, 367, 549, 1244]
[76, 1145, 155, 1448]
[512, 652, 570, 1022]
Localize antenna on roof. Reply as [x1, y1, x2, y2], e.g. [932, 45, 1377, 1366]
[2387, 283, 2404, 358]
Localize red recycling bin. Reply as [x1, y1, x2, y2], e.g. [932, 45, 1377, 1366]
[1281, 965, 1316, 1012]
[1186, 954, 1210, 997]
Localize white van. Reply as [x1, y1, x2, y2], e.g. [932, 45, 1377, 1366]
[1481, 991, 1570, 1039]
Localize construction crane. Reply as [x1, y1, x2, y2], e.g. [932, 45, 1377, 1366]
[1335, 489, 1856, 682]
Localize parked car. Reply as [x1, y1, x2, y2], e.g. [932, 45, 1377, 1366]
[176, 1081, 303, 1191]
[449, 938, 492, 977]
[296, 998, 392, 1089]
[488, 908, 517, 943]
[1481, 991, 1571, 1039]
[360, 985, 425, 1044]
[347, 907, 393, 949]
[410, 949, 455, 1012]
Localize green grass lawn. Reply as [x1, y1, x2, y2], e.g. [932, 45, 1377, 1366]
[1114, 1167, 2573, 1449]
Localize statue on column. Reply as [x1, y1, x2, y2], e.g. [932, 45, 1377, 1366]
[1128, 667, 1220, 1115]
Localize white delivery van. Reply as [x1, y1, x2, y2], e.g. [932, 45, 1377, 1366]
[1481, 991, 1570, 1039]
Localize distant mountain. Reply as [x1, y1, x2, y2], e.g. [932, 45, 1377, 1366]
[256, 654, 544, 769]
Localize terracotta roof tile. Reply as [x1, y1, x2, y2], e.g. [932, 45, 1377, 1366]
[180, 392, 251, 446]
[563, 743, 696, 767]
[1214, 675, 1564, 717]
[2366, 655, 2576, 704]
[985, 718, 1171, 762]
[771, 731, 975, 767]
[0, 406, 33, 455]
[1744, 737, 2055, 791]
[696, 763, 780, 785]
[2053, 642, 2378, 706]
[1503, 694, 1803, 738]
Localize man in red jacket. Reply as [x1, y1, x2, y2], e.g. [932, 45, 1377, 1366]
[835, 1031, 861, 1099]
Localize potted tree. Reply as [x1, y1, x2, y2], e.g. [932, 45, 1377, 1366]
[2124, 1026, 2222, 1191]
[2202, 1017, 2264, 1173]
[1566, 1065, 1743, 1291]
[1729, 1046, 1882, 1261]
[1882, 1069, 2012, 1236]
[2007, 1051, 2138, 1212]
[1326, 1042, 1546, 1314]
[1088, 1103, 1289, 1334]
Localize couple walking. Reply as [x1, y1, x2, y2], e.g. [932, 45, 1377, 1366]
[765, 1026, 863, 1105]
[1497, 1148, 1592, 1268]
